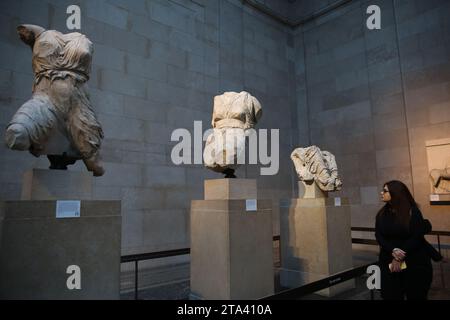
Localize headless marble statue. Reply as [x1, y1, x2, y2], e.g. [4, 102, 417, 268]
[5, 25, 104, 176]
[203, 91, 262, 178]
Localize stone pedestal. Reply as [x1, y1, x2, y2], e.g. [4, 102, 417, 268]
[298, 180, 327, 199]
[204, 178, 257, 200]
[21, 169, 93, 200]
[0, 170, 121, 299]
[190, 179, 274, 300]
[0, 200, 121, 299]
[280, 185, 354, 297]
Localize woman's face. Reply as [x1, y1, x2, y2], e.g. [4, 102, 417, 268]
[381, 185, 391, 202]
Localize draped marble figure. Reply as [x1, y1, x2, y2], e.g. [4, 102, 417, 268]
[203, 91, 262, 178]
[4, 25, 104, 176]
[291, 145, 342, 192]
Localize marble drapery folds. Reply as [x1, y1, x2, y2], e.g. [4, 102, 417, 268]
[203, 91, 262, 178]
[291, 145, 342, 192]
[5, 24, 104, 176]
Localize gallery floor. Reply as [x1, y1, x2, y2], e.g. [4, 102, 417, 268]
[120, 246, 450, 300]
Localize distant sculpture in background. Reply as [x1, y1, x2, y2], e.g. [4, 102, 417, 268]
[203, 91, 262, 178]
[291, 145, 342, 192]
[4, 24, 105, 176]
[430, 159, 450, 194]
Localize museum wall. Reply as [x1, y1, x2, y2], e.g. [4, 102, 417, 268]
[293, 0, 450, 238]
[0, 0, 448, 283]
[0, 0, 298, 259]
[398, 0, 450, 237]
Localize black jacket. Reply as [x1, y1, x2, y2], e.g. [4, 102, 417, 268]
[375, 206, 437, 268]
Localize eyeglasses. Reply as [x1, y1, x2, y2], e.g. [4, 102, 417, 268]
[382, 188, 389, 194]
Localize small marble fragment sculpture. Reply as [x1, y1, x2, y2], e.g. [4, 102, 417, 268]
[291, 145, 342, 192]
[203, 91, 262, 178]
[4, 25, 104, 176]
[430, 159, 450, 194]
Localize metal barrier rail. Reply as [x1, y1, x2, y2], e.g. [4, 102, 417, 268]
[260, 262, 378, 300]
[121, 248, 190, 263]
[121, 248, 191, 300]
[352, 238, 378, 245]
[352, 226, 450, 237]
[351, 227, 450, 255]
[121, 228, 449, 300]
[121, 237, 281, 300]
[121, 248, 190, 300]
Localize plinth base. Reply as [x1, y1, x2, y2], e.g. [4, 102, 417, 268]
[280, 197, 354, 297]
[0, 200, 121, 299]
[21, 169, 93, 200]
[190, 179, 274, 300]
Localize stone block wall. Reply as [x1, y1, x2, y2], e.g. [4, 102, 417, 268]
[1, 0, 449, 276]
[294, 0, 450, 236]
[0, 0, 298, 259]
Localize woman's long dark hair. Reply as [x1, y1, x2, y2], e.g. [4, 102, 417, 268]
[378, 180, 418, 228]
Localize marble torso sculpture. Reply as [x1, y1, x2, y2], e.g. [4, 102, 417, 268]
[5, 25, 104, 176]
[203, 91, 262, 178]
[291, 145, 342, 192]
[430, 159, 450, 193]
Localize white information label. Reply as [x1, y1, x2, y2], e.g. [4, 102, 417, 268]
[246, 199, 257, 212]
[56, 200, 81, 218]
[430, 194, 440, 202]
[334, 197, 341, 207]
